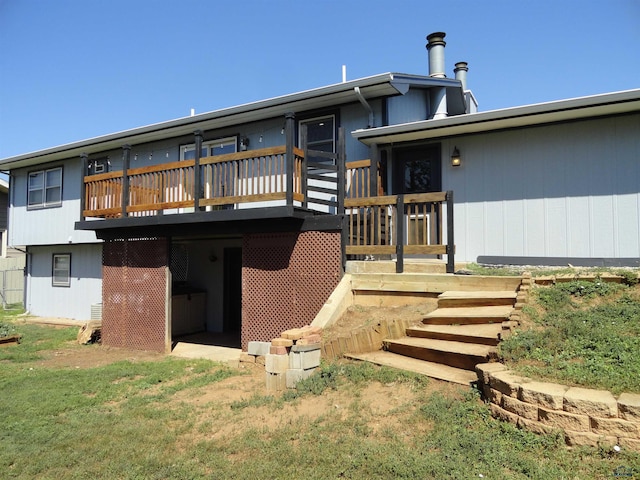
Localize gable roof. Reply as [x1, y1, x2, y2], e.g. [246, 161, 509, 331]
[352, 88, 640, 145]
[0, 73, 464, 170]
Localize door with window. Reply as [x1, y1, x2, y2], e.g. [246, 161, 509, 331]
[393, 144, 442, 247]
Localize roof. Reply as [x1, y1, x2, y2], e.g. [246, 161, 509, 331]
[0, 73, 464, 170]
[352, 88, 640, 145]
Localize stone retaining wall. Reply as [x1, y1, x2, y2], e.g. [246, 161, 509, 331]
[476, 362, 640, 451]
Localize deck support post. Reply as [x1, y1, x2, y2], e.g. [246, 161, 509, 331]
[300, 124, 308, 209]
[446, 190, 455, 273]
[337, 127, 347, 273]
[80, 153, 88, 220]
[285, 112, 295, 208]
[396, 194, 404, 273]
[194, 130, 203, 211]
[121, 145, 131, 218]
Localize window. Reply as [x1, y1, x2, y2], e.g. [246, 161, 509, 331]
[180, 137, 237, 160]
[299, 115, 335, 164]
[28, 167, 62, 208]
[52, 254, 71, 287]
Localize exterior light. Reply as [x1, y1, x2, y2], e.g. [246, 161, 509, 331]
[451, 147, 461, 167]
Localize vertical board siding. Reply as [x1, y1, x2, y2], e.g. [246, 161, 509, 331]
[443, 113, 640, 262]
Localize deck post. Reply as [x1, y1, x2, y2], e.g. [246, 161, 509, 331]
[369, 144, 378, 198]
[300, 124, 308, 209]
[446, 190, 455, 273]
[396, 194, 404, 273]
[285, 112, 295, 208]
[80, 153, 88, 220]
[121, 145, 131, 218]
[194, 130, 203, 211]
[337, 127, 346, 214]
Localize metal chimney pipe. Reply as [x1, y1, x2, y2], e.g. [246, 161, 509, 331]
[426, 32, 446, 78]
[454, 62, 469, 90]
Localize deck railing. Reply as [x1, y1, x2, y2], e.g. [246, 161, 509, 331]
[344, 191, 455, 273]
[83, 146, 304, 218]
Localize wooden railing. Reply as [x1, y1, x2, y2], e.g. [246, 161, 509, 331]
[200, 146, 304, 207]
[345, 159, 383, 199]
[83, 146, 304, 218]
[344, 191, 455, 273]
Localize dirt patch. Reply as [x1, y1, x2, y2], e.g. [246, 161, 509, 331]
[323, 301, 437, 343]
[36, 342, 165, 369]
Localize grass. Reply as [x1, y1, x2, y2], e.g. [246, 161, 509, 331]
[499, 279, 640, 394]
[1, 313, 639, 478]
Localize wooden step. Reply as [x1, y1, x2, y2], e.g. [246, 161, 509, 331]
[422, 305, 513, 325]
[437, 290, 517, 308]
[406, 323, 502, 346]
[384, 337, 497, 371]
[345, 350, 477, 385]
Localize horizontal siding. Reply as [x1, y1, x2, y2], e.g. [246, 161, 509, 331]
[442, 113, 640, 263]
[26, 244, 102, 320]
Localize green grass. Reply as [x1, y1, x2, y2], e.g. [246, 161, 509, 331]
[500, 280, 640, 394]
[1, 313, 639, 478]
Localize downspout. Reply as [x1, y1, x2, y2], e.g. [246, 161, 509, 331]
[354, 87, 374, 128]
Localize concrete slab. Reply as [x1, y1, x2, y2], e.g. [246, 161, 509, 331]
[171, 342, 241, 364]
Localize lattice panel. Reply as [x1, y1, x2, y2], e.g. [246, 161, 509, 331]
[241, 231, 342, 350]
[102, 238, 168, 352]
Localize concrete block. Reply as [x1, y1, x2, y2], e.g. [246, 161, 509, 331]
[563, 387, 618, 418]
[265, 372, 286, 392]
[516, 416, 557, 436]
[518, 381, 568, 410]
[286, 368, 317, 389]
[590, 416, 639, 438]
[271, 337, 294, 347]
[489, 370, 524, 397]
[265, 353, 290, 374]
[247, 341, 271, 356]
[475, 362, 507, 386]
[618, 437, 640, 452]
[291, 343, 321, 353]
[502, 395, 538, 421]
[489, 403, 519, 425]
[618, 393, 640, 421]
[281, 328, 305, 340]
[290, 349, 321, 370]
[255, 355, 266, 366]
[564, 430, 616, 448]
[538, 406, 590, 432]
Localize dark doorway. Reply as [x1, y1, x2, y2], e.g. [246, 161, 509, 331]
[393, 144, 441, 194]
[223, 247, 242, 333]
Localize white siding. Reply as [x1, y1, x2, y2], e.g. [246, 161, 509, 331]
[26, 244, 102, 320]
[10, 157, 99, 246]
[442, 113, 640, 262]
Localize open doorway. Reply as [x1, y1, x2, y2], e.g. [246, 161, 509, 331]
[223, 247, 242, 334]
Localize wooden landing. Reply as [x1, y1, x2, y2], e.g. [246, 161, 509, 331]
[345, 350, 478, 385]
[407, 323, 503, 346]
[423, 305, 513, 325]
[437, 290, 517, 307]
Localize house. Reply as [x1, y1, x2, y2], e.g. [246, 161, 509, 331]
[0, 32, 638, 353]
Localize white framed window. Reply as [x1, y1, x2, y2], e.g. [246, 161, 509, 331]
[180, 137, 238, 160]
[52, 253, 71, 287]
[299, 115, 335, 163]
[28, 167, 62, 208]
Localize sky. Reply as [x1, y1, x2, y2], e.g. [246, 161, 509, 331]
[0, 0, 639, 160]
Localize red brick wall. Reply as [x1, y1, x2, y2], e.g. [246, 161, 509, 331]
[102, 238, 168, 352]
[241, 231, 342, 350]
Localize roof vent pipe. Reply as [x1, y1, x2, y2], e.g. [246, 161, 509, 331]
[426, 32, 446, 78]
[454, 62, 469, 90]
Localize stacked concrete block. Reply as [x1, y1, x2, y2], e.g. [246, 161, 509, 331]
[476, 363, 640, 451]
[256, 325, 323, 392]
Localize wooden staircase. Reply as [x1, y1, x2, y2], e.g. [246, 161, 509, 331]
[347, 277, 522, 385]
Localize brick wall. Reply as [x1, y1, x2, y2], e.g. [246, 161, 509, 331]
[241, 231, 342, 351]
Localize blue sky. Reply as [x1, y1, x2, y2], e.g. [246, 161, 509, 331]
[1, 0, 639, 159]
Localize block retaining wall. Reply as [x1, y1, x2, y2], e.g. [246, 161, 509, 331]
[476, 362, 640, 451]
